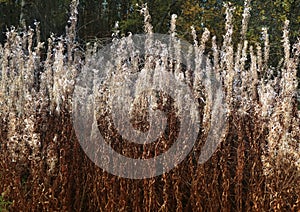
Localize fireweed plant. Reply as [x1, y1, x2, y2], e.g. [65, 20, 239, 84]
[0, 0, 299, 211]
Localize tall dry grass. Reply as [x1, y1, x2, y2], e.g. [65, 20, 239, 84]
[0, 0, 299, 211]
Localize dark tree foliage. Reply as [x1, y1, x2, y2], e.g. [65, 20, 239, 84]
[0, 0, 129, 44]
[0, 0, 300, 79]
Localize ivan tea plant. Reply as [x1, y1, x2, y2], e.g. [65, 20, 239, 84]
[0, 0, 299, 211]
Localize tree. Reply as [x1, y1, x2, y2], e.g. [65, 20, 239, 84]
[177, 0, 300, 66]
[119, 0, 183, 35]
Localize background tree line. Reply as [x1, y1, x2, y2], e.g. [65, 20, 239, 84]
[0, 0, 300, 69]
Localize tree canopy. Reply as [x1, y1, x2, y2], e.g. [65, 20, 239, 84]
[0, 0, 300, 68]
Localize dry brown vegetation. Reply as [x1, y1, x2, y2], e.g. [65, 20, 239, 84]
[0, 0, 299, 211]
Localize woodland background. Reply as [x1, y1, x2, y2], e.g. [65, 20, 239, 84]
[1, 0, 300, 67]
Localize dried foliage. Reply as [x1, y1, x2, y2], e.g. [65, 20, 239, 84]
[0, 1, 299, 211]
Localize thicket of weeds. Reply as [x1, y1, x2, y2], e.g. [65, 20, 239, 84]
[0, 0, 299, 211]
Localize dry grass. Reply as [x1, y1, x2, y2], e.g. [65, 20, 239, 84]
[0, 0, 299, 211]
